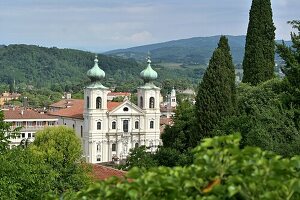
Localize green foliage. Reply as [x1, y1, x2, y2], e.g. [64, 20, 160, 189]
[242, 0, 276, 85]
[30, 126, 91, 194]
[215, 79, 300, 157]
[119, 146, 158, 171]
[0, 44, 197, 94]
[0, 110, 20, 153]
[0, 148, 57, 200]
[63, 134, 300, 200]
[196, 36, 236, 138]
[277, 20, 300, 107]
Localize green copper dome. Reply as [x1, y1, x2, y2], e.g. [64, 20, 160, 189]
[87, 56, 105, 82]
[140, 57, 158, 83]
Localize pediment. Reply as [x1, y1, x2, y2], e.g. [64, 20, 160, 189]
[109, 100, 144, 115]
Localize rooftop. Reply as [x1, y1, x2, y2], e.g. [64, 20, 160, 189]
[49, 100, 122, 119]
[92, 164, 126, 180]
[3, 108, 57, 120]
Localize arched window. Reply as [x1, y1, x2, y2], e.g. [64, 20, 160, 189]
[140, 96, 143, 108]
[123, 120, 128, 132]
[97, 156, 101, 162]
[97, 122, 101, 130]
[135, 121, 139, 129]
[87, 96, 90, 108]
[149, 97, 155, 108]
[135, 143, 139, 148]
[97, 144, 101, 152]
[96, 97, 102, 109]
[150, 121, 154, 129]
[112, 121, 116, 129]
[80, 126, 83, 138]
[112, 143, 116, 151]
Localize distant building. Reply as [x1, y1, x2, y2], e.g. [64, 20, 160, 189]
[3, 108, 58, 149]
[0, 92, 21, 106]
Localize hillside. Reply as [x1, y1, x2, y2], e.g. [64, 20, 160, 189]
[105, 35, 290, 65]
[105, 35, 246, 64]
[0, 45, 202, 93]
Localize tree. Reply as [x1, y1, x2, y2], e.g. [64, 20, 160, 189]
[277, 20, 300, 107]
[195, 36, 236, 138]
[64, 134, 300, 200]
[242, 0, 276, 85]
[119, 145, 157, 170]
[0, 148, 57, 200]
[30, 126, 91, 194]
[214, 79, 300, 157]
[0, 110, 20, 153]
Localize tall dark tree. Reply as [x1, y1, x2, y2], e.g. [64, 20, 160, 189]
[242, 0, 276, 85]
[196, 36, 236, 138]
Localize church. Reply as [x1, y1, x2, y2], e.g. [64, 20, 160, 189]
[50, 56, 162, 163]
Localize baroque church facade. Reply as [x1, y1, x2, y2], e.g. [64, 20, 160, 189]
[51, 56, 162, 163]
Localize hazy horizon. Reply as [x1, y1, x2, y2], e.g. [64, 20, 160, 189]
[1, 0, 299, 52]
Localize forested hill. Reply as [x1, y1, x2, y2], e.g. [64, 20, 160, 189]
[0, 44, 202, 93]
[105, 35, 290, 65]
[105, 35, 246, 64]
[0, 44, 143, 89]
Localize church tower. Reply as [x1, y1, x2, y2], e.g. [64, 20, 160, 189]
[170, 87, 177, 107]
[83, 56, 109, 163]
[137, 56, 161, 151]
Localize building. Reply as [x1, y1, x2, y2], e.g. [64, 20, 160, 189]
[3, 108, 58, 149]
[0, 92, 21, 106]
[50, 56, 161, 163]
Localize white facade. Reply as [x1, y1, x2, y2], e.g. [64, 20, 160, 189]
[79, 56, 161, 163]
[82, 87, 161, 163]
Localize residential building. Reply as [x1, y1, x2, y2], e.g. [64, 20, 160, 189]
[3, 108, 58, 148]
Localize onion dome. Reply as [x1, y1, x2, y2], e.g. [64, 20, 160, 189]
[140, 56, 158, 83]
[87, 55, 105, 82]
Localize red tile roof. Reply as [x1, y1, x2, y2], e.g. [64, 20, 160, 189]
[49, 100, 122, 119]
[3, 108, 57, 120]
[92, 164, 126, 180]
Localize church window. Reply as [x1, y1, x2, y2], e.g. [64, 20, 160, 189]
[123, 120, 129, 132]
[87, 96, 90, 108]
[97, 156, 101, 162]
[97, 122, 101, 130]
[123, 107, 129, 112]
[135, 121, 139, 129]
[140, 96, 143, 108]
[135, 143, 139, 148]
[150, 121, 154, 129]
[149, 97, 155, 108]
[96, 97, 102, 109]
[80, 126, 83, 138]
[97, 144, 101, 152]
[172, 99, 176, 102]
[112, 143, 116, 151]
[112, 121, 116, 129]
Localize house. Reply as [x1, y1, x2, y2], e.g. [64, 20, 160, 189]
[3, 107, 58, 149]
[0, 92, 21, 106]
[49, 56, 161, 163]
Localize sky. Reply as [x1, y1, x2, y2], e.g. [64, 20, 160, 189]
[0, 0, 299, 52]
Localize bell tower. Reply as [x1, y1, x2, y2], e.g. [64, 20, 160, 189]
[137, 56, 161, 151]
[83, 56, 109, 163]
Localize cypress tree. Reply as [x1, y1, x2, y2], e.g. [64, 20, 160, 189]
[196, 36, 236, 138]
[242, 0, 276, 85]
